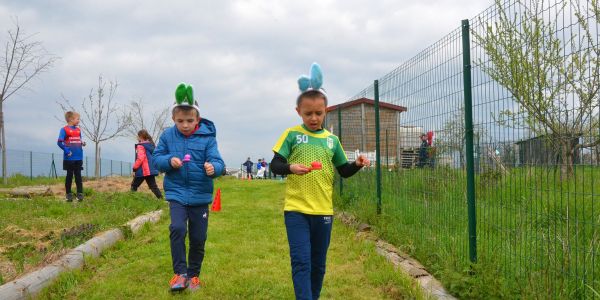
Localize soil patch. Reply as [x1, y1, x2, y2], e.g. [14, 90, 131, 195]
[48, 176, 163, 197]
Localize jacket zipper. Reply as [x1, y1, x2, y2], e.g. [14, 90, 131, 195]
[184, 137, 189, 205]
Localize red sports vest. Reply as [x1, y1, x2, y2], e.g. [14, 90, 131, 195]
[63, 126, 82, 146]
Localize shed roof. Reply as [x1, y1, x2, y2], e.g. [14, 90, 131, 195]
[327, 97, 407, 112]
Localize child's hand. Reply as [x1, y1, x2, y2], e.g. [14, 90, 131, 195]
[356, 155, 371, 167]
[82, 141, 86, 147]
[290, 164, 311, 175]
[171, 157, 183, 169]
[66, 151, 72, 157]
[204, 162, 214, 176]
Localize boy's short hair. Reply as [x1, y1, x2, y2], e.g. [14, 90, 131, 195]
[296, 90, 328, 107]
[172, 105, 199, 118]
[64, 111, 79, 122]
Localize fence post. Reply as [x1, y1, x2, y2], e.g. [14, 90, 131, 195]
[30, 151, 33, 180]
[121, 161, 123, 176]
[374, 80, 382, 215]
[338, 107, 343, 196]
[85, 158, 88, 178]
[50, 153, 57, 178]
[462, 19, 477, 263]
[110, 160, 113, 176]
[385, 129, 389, 167]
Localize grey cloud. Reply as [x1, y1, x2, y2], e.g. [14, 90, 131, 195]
[0, 0, 491, 166]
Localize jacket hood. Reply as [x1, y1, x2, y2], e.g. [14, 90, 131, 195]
[196, 118, 217, 137]
[170, 118, 217, 137]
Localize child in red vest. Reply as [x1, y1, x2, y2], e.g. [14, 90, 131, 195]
[131, 129, 162, 199]
[57, 111, 85, 202]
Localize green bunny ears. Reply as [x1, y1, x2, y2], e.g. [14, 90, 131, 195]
[175, 83, 194, 105]
[172, 82, 201, 116]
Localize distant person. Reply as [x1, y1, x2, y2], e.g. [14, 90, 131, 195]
[153, 83, 225, 292]
[261, 158, 268, 179]
[131, 129, 162, 199]
[418, 133, 429, 168]
[57, 111, 85, 202]
[242, 157, 253, 179]
[256, 158, 265, 178]
[270, 63, 371, 299]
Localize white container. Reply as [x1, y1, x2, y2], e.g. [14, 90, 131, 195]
[398, 126, 423, 148]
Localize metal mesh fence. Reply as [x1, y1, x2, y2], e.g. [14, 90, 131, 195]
[0, 149, 132, 179]
[331, 0, 599, 298]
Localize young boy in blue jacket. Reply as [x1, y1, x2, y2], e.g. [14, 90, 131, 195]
[57, 111, 86, 202]
[153, 83, 225, 292]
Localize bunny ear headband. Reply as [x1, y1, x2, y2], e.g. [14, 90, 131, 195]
[297, 62, 327, 100]
[173, 82, 200, 114]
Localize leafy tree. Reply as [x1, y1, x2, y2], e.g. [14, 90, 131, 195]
[473, 0, 600, 178]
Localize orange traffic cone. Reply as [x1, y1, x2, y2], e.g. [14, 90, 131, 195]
[211, 188, 221, 212]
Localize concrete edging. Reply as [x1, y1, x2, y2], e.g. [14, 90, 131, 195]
[0, 210, 163, 300]
[336, 212, 456, 300]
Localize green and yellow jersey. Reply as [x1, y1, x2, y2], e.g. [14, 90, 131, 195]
[272, 124, 348, 215]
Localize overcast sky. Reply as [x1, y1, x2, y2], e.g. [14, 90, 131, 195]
[0, 0, 491, 168]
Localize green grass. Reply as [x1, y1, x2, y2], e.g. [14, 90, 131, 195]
[0, 189, 164, 283]
[37, 178, 425, 299]
[0, 174, 65, 188]
[335, 165, 600, 299]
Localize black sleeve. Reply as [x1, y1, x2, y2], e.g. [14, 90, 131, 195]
[270, 152, 292, 175]
[336, 161, 362, 178]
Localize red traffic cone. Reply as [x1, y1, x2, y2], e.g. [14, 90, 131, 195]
[211, 188, 221, 212]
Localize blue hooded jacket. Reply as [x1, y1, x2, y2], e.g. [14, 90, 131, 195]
[152, 118, 224, 206]
[133, 142, 159, 177]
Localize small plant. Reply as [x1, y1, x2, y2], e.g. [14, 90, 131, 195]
[479, 165, 502, 187]
[55, 223, 97, 248]
[5, 243, 36, 273]
[82, 187, 94, 196]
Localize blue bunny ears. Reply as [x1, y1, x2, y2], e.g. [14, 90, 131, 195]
[297, 63, 327, 100]
[173, 82, 200, 115]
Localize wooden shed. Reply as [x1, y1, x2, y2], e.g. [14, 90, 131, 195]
[515, 136, 580, 166]
[324, 98, 412, 166]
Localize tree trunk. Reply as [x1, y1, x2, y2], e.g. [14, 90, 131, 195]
[0, 186, 52, 198]
[95, 142, 100, 178]
[0, 105, 6, 185]
[560, 140, 574, 180]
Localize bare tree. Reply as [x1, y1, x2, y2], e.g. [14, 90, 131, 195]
[0, 19, 58, 183]
[125, 98, 170, 143]
[58, 75, 131, 177]
[436, 109, 485, 169]
[473, 0, 600, 179]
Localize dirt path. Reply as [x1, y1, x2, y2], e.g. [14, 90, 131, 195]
[48, 176, 163, 197]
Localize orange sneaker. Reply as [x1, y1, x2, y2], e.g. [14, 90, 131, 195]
[169, 274, 188, 291]
[188, 276, 202, 291]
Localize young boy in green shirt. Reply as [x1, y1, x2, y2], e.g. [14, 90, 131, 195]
[270, 63, 370, 299]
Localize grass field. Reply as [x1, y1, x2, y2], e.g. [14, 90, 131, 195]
[0, 181, 164, 284]
[0, 174, 65, 188]
[335, 166, 600, 299]
[33, 178, 424, 299]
